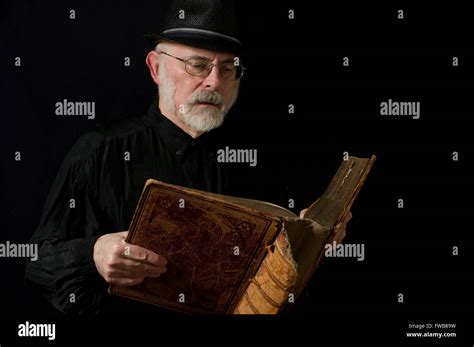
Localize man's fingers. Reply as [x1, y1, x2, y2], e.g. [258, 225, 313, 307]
[336, 211, 352, 229]
[122, 244, 167, 266]
[116, 231, 129, 239]
[345, 211, 353, 224]
[333, 211, 351, 244]
[334, 229, 346, 244]
[109, 277, 146, 287]
[114, 258, 167, 276]
[105, 267, 166, 279]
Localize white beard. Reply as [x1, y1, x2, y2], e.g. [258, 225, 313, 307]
[158, 64, 239, 132]
[178, 95, 226, 132]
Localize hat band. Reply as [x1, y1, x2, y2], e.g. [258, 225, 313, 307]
[162, 28, 241, 45]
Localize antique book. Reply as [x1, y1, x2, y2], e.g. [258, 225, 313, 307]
[109, 155, 376, 314]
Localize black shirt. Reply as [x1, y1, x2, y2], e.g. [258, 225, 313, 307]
[25, 101, 228, 316]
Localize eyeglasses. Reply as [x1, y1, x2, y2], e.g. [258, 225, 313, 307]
[159, 51, 246, 80]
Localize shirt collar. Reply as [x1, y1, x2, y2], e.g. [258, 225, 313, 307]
[144, 101, 208, 159]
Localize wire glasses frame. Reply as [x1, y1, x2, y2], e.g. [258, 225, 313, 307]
[159, 51, 246, 80]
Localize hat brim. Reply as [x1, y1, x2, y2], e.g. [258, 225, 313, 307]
[144, 32, 241, 55]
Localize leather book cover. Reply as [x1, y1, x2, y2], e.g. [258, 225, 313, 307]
[109, 179, 282, 314]
[234, 155, 376, 314]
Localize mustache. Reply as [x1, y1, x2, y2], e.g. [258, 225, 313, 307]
[188, 90, 224, 107]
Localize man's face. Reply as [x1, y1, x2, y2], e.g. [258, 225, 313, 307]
[156, 42, 240, 133]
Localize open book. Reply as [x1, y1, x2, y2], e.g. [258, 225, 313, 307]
[109, 155, 376, 314]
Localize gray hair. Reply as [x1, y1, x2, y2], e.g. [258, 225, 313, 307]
[154, 42, 170, 96]
[155, 42, 169, 56]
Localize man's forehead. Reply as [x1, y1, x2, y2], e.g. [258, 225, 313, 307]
[165, 42, 236, 60]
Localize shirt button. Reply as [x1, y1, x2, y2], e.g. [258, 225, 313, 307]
[191, 141, 196, 146]
[176, 150, 183, 156]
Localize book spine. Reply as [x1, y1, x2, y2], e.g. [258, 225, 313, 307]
[233, 232, 297, 314]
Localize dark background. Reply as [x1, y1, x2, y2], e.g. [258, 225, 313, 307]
[1, 0, 473, 345]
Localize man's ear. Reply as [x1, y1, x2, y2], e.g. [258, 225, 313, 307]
[146, 50, 160, 85]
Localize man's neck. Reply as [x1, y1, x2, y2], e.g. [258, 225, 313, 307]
[158, 98, 204, 139]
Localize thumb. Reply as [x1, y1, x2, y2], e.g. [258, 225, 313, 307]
[116, 230, 129, 239]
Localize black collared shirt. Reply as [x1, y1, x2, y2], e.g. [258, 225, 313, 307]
[25, 102, 228, 316]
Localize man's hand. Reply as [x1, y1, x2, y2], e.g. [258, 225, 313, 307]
[93, 231, 167, 286]
[299, 209, 353, 244]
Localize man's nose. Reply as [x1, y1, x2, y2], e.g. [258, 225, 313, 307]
[202, 65, 221, 90]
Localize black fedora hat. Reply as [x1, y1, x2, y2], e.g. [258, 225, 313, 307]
[145, 0, 241, 55]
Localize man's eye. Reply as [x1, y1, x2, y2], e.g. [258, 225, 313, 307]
[221, 64, 235, 72]
[189, 60, 209, 69]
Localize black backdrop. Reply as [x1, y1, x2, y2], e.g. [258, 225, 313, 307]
[1, 0, 473, 345]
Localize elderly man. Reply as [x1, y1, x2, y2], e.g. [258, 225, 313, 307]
[26, 0, 350, 316]
[93, 43, 243, 284]
[25, 0, 244, 315]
